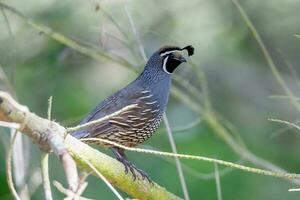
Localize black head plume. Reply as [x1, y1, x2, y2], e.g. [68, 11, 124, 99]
[181, 45, 194, 56]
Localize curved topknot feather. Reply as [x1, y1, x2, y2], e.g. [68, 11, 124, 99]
[182, 45, 194, 56]
[158, 45, 194, 57]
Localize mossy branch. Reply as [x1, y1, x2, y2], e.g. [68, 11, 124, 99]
[0, 91, 181, 200]
[66, 137, 181, 200]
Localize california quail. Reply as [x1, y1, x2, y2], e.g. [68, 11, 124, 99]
[72, 45, 194, 181]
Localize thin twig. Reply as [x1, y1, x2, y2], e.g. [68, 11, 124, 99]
[163, 114, 190, 200]
[84, 159, 124, 200]
[60, 152, 79, 197]
[142, 144, 243, 180]
[123, 0, 147, 61]
[47, 96, 53, 120]
[6, 111, 28, 200]
[0, 7, 16, 85]
[81, 137, 300, 180]
[0, 121, 21, 129]
[41, 96, 53, 200]
[6, 130, 21, 200]
[270, 118, 300, 138]
[53, 181, 92, 200]
[100, 6, 130, 41]
[76, 173, 90, 198]
[269, 118, 300, 132]
[41, 96, 54, 200]
[21, 167, 42, 196]
[289, 188, 300, 192]
[69, 102, 124, 200]
[214, 163, 223, 200]
[269, 95, 300, 101]
[41, 153, 52, 200]
[75, 182, 89, 199]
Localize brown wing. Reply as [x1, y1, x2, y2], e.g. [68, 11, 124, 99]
[84, 90, 161, 146]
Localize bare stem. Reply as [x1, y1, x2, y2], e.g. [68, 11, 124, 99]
[41, 96, 53, 200]
[163, 114, 190, 200]
[6, 130, 21, 200]
[41, 153, 52, 200]
[83, 159, 124, 200]
[214, 163, 223, 200]
[269, 118, 300, 132]
[81, 137, 300, 180]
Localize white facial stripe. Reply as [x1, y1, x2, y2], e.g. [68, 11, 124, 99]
[160, 49, 181, 57]
[162, 56, 171, 74]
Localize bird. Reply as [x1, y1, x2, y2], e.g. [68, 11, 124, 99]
[72, 45, 194, 182]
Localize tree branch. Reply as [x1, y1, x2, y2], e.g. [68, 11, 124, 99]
[0, 91, 181, 200]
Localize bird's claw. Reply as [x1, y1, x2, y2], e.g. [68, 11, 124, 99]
[117, 157, 151, 183]
[136, 168, 151, 183]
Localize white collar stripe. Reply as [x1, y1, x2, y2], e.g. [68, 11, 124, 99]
[162, 56, 171, 74]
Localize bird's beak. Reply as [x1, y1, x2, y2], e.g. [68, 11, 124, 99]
[176, 56, 187, 63]
[172, 53, 187, 63]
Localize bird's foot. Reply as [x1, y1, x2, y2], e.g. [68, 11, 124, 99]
[116, 157, 152, 183]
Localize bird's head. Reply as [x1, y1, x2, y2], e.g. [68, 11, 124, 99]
[149, 45, 194, 74]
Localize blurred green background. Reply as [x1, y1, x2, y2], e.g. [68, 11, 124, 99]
[0, 0, 300, 199]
